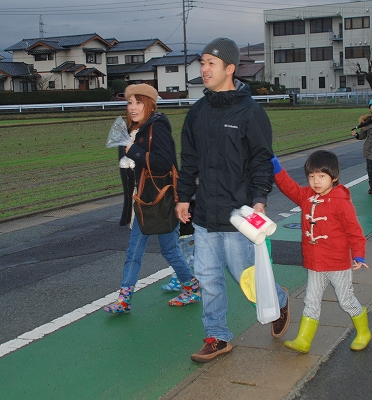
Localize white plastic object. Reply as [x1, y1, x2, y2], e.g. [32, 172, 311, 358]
[239, 205, 277, 236]
[255, 241, 280, 324]
[106, 116, 132, 148]
[230, 212, 266, 245]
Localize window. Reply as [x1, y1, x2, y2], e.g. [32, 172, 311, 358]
[273, 20, 305, 36]
[339, 76, 346, 87]
[274, 48, 306, 63]
[85, 52, 101, 64]
[86, 53, 96, 63]
[345, 16, 370, 30]
[319, 76, 325, 89]
[358, 74, 365, 85]
[166, 86, 179, 92]
[165, 65, 179, 73]
[310, 18, 332, 33]
[107, 56, 118, 64]
[301, 76, 307, 90]
[310, 47, 333, 61]
[35, 53, 54, 61]
[345, 46, 370, 59]
[274, 77, 280, 86]
[125, 55, 144, 64]
[48, 81, 55, 89]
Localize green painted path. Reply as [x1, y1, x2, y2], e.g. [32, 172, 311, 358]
[0, 180, 370, 400]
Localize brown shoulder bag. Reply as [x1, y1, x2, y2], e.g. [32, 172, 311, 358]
[132, 124, 179, 235]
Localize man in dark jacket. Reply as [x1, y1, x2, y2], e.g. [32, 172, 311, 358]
[176, 37, 290, 362]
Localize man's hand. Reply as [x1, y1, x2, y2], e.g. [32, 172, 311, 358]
[253, 203, 266, 214]
[176, 202, 191, 224]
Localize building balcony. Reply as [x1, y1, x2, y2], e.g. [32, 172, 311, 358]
[330, 60, 343, 70]
[329, 32, 343, 41]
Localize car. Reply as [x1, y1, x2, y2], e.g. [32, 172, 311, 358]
[336, 87, 352, 93]
[115, 92, 125, 101]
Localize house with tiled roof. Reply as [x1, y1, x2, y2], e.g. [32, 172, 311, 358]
[5, 33, 110, 90]
[238, 62, 265, 81]
[150, 54, 200, 97]
[188, 76, 204, 99]
[3, 32, 264, 98]
[105, 38, 171, 84]
[0, 62, 39, 91]
[240, 43, 264, 62]
[118, 54, 200, 98]
[4, 35, 198, 96]
[105, 37, 201, 98]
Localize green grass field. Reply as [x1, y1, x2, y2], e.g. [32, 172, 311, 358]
[0, 107, 366, 219]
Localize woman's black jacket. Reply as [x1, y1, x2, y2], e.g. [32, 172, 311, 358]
[118, 112, 177, 226]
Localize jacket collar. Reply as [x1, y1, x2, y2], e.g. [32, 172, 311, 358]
[203, 79, 251, 108]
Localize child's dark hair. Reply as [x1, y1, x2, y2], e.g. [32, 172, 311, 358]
[304, 150, 339, 184]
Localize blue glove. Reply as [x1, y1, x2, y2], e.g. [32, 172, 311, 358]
[354, 257, 365, 264]
[271, 155, 282, 174]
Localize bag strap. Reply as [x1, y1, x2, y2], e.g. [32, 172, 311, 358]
[145, 124, 178, 195]
[133, 123, 179, 205]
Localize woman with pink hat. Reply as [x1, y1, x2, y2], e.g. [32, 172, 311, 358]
[104, 84, 200, 314]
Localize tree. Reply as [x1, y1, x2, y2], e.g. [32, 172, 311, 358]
[36, 74, 55, 90]
[110, 79, 128, 95]
[356, 60, 372, 89]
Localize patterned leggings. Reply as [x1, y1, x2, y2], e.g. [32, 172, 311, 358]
[303, 269, 363, 321]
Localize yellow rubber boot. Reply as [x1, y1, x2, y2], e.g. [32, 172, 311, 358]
[284, 316, 319, 354]
[350, 307, 372, 351]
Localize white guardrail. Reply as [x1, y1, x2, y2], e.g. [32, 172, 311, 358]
[1, 92, 371, 113]
[0, 95, 290, 113]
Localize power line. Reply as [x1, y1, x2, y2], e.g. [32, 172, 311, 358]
[0, 0, 350, 18]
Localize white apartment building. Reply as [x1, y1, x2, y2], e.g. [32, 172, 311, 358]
[264, 1, 372, 93]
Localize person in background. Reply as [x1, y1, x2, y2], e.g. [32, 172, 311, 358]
[176, 37, 290, 363]
[272, 150, 371, 353]
[104, 83, 200, 314]
[351, 99, 372, 194]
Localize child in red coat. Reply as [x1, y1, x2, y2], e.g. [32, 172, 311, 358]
[272, 150, 371, 353]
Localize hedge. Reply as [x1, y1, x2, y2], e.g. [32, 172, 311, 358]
[0, 88, 112, 105]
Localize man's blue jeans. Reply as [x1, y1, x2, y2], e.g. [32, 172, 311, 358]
[121, 216, 194, 287]
[194, 224, 287, 342]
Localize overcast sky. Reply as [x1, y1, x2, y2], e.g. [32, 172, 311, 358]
[0, 0, 354, 60]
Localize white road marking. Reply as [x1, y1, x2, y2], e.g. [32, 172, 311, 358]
[1, 175, 368, 358]
[0, 266, 174, 358]
[288, 175, 368, 213]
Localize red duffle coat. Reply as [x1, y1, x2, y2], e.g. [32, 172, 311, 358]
[275, 169, 366, 272]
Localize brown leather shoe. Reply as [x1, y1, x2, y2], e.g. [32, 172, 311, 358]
[191, 337, 233, 363]
[272, 287, 290, 338]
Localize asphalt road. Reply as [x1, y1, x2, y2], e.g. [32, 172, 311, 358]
[0, 138, 366, 344]
[0, 138, 370, 399]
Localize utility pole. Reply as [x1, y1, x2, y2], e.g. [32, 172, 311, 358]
[182, 0, 192, 97]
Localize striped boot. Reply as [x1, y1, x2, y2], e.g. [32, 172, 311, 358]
[103, 286, 134, 314]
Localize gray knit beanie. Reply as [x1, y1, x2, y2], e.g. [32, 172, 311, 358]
[202, 37, 240, 70]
